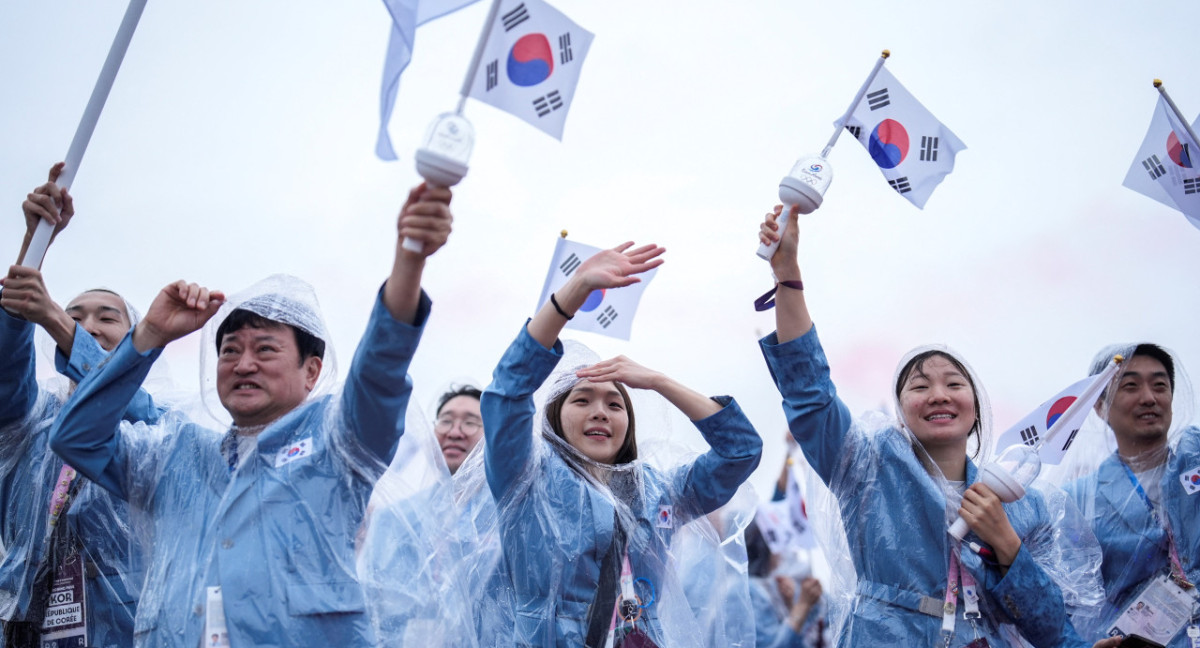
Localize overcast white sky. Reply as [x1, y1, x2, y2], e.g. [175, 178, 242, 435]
[3, 0, 1200, 497]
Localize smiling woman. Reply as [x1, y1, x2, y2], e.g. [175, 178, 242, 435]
[756, 204, 1112, 648]
[475, 242, 763, 647]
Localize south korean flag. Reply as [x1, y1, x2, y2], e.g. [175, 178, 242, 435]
[536, 237, 657, 341]
[1122, 94, 1200, 232]
[467, 0, 593, 140]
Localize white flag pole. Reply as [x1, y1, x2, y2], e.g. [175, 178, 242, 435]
[454, 0, 503, 115]
[20, 0, 150, 269]
[822, 49, 890, 158]
[1034, 355, 1124, 451]
[1155, 79, 1200, 153]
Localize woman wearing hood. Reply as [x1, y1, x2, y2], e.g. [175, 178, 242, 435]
[479, 242, 762, 647]
[756, 206, 1115, 648]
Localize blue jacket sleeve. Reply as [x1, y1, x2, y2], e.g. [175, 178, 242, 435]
[49, 330, 163, 500]
[338, 287, 431, 465]
[0, 310, 37, 427]
[983, 543, 1092, 648]
[671, 397, 762, 519]
[759, 326, 855, 486]
[55, 322, 163, 425]
[481, 323, 563, 501]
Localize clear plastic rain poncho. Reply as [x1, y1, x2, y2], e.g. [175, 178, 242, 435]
[48, 274, 427, 647]
[760, 327, 1105, 648]
[1, 290, 161, 647]
[466, 327, 762, 647]
[355, 387, 509, 648]
[1053, 343, 1200, 647]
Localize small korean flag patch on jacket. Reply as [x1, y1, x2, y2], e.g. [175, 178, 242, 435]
[276, 438, 314, 468]
[1181, 466, 1200, 495]
[656, 504, 674, 529]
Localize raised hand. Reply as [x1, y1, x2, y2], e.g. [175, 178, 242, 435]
[758, 204, 800, 281]
[571, 242, 665, 293]
[397, 183, 453, 259]
[1, 266, 66, 327]
[576, 355, 664, 391]
[23, 163, 74, 237]
[132, 281, 225, 352]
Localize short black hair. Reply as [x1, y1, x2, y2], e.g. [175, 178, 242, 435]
[1132, 343, 1176, 392]
[436, 385, 482, 417]
[215, 308, 325, 363]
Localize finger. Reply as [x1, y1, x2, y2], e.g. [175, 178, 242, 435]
[47, 162, 65, 183]
[611, 241, 634, 254]
[772, 204, 783, 216]
[630, 257, 665, 274]
[418, 185, 453, 204]
[25, 193, 60, 225]
[60, 189, 74, 218]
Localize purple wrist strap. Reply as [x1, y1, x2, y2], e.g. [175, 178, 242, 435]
[754, 280, 804, 311]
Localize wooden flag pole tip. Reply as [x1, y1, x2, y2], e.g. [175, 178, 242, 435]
[1153, 79, 1163, 88]
[560, 229, 569, 239]
[881, 49, 890, 58]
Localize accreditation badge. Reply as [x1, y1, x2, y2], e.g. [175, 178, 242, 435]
[39, 552, 86, 648]
[1106, 574, 1200, 646]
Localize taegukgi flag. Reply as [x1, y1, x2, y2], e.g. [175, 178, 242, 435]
[536, 237, 656, 341]
[466, 0, 593, 139]
[754, 459, 816, 554]
[376, 0, 482, 160]
[839, 66, 966, 209]
[1123, 95, 1200, 231]
[993, 373, 1109, 466]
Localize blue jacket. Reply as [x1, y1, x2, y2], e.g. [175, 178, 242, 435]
[1066, 430, 1200, 647]
[1, 310, 161, 647]
[760, 327, 1091, 648]
[481, 325, 762, 647]
[49, 289, 428, 648]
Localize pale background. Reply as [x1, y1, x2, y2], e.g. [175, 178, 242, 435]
[3, 0, 1199, 504]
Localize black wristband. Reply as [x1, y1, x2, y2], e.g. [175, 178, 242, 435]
[550, 293, 573, 320]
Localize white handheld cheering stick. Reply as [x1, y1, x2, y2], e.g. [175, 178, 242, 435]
[756, 157, 833, 260]
[407, 112, 475, 253]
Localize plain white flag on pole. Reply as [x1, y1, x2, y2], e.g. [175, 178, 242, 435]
[1122, 94, 1200, 231]
[839, 66, 965, 209]
[376, 0, 482, 161]
[536, 237, 655, 341]
[465, 0, 593, 140]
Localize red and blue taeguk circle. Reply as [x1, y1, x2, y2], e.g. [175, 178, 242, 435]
[1167, 132, 1194, 168]
[1046, 396, 1077, 429]
[507, 34, 554, 87]
[868, 119, 909, 169]
[579, 289, 605, 313]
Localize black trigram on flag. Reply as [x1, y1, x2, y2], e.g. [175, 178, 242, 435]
[867, 88, 890, 110]
[597, 305, 618, 328]
[485, 61, 499, 91]
[888, 177, 912, 194]
[1060, 428, 1080, 452]
[558, 33, 573, 64]
[1143, 155, 1167, 180]
[845, 125, 862, 140]
[1185, 178, 1200, 195]
[559, 253, 581, 276]
[920, 136, 939, 162]
[502, 3, 529, 31]
[533, 90, 564, 117]
[1019, 425, 1039, 446]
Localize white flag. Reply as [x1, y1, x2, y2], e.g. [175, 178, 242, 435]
[466, 0, 593, 139]
[536, 238, 655, 341]
[754, 462, 815, 553]
[994, 374, 1106, 466]
[376, 0, 482, 160]
[1122, 95, 1200, 231]
[840, 66, 966, 209]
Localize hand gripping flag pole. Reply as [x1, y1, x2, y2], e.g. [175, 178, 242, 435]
[19, 0, 150, 270]
[756, 50, 890, 261]
[404, 0, 501, 253]
[1156, 79, 1200, 153]
[948, 355, 1125, 540]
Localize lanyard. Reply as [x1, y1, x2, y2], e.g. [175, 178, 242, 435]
[1122, 461, 1194, 589]
[942, 542, 981, 638]
[45, 464, 78, 536]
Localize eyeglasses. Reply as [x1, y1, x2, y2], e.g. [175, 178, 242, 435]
[435, 417, 482, 434]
